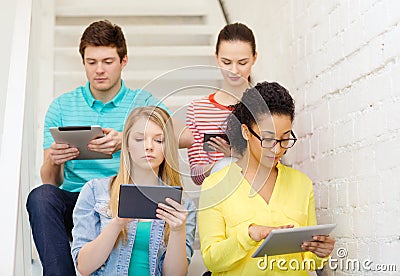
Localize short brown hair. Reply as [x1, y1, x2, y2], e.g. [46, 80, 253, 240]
[79, 20, 127, 62]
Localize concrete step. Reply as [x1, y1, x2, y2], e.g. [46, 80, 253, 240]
[55, 25, 217, 47]
[55, 46, 214, 58]
[55, 15, 206, 26]
[55, 67, 223, 81]
[53, 72, 223, 98]
[54, 46, 218, 85]
[55, 24, 217, 36]
[55, 55, 217, 71]
[56, 0, 208, 17]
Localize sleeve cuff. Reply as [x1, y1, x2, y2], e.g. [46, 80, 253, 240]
[236, 223, 258, 251]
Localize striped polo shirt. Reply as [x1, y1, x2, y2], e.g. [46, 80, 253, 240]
[44, 80, 169, 192]
[186, 93, 234, 185]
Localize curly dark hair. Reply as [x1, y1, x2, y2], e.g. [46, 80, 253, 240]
[79, 20, 127, 62]
[226, 81, 295, 155]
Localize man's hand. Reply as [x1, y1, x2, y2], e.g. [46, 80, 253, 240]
[41, 144, 78, 185]
[87, 128, 122, 155]
[49, 142, 79, 165]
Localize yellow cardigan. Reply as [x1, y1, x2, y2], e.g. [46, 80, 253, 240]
[198, 162, 327, 275]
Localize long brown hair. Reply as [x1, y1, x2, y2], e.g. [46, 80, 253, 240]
[216, 22, 256, 82]
[216, 22, 256, 56]
[109, 106, 182, 244]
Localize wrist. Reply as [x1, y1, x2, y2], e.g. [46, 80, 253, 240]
[111, 217, 127, 229]
[168, 227, 186, 242]
[48, 158, 61, 167]
[248, 223, 256, 240]
[117, 132, 123, 151]
[169, 226, 186, 234]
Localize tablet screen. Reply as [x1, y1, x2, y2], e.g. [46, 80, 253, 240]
[203, 133, 229, 152]
[252, 224, 336, 257]
[118, 184, 183, 219]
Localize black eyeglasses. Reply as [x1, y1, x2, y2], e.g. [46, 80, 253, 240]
[247, 127, 297, 149]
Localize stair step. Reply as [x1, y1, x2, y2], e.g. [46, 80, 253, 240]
[55, 68, 223, 81]
[55, 15, 205, 26]
[56, 0, 208, 17]
[55, 55, 217, 71]
[54, 46, 217, 83]
[55, 46, 214, 57]
[53, 77, 223, 100]
[55, 25, 216, 35]
[55, 25, 216, 47]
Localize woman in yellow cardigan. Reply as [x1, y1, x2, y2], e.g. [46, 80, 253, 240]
[198, 82, 335, 275]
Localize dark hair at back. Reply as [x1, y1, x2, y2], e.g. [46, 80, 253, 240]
[226, 81, 295, 155]
[79, 20, 127, 62]
[216, 22, 256, 56]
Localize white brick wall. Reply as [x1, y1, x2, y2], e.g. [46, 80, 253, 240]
[224, 0, 400, 274]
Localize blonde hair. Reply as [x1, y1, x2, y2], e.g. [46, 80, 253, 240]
[109, 106, 182, 244]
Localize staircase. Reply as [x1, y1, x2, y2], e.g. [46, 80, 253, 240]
[53, 0, 226, 111]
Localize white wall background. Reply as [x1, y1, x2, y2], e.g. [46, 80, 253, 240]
[224, 0, 400, 275]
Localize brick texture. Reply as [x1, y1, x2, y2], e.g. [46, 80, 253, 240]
[224, 0, 400, 274]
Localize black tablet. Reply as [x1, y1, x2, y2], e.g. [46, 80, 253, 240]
[203, 133, 229, 152]
[50, 125, 112, 160]
[252, 224, 336, 257]
[118, 184, 183, 219]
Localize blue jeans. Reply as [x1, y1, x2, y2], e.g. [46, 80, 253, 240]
[26, 184, 79, 276]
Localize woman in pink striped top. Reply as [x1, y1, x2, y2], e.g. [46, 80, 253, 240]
[186, 23, 258, 185]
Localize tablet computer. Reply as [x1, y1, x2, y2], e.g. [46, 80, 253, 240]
[203, 133, 229, 152]
[252, 224, 336, 257]
[118, 184, 183, 219]
[50, 126, 112, 160]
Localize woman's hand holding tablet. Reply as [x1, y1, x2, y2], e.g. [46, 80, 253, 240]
[251, 224, 336, 257]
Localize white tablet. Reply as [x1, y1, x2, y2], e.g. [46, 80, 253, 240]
[252, 224, 336, 257]
[50, 126, 112, 160]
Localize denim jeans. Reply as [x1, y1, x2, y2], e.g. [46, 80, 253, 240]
[26, 184, 79, 276]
